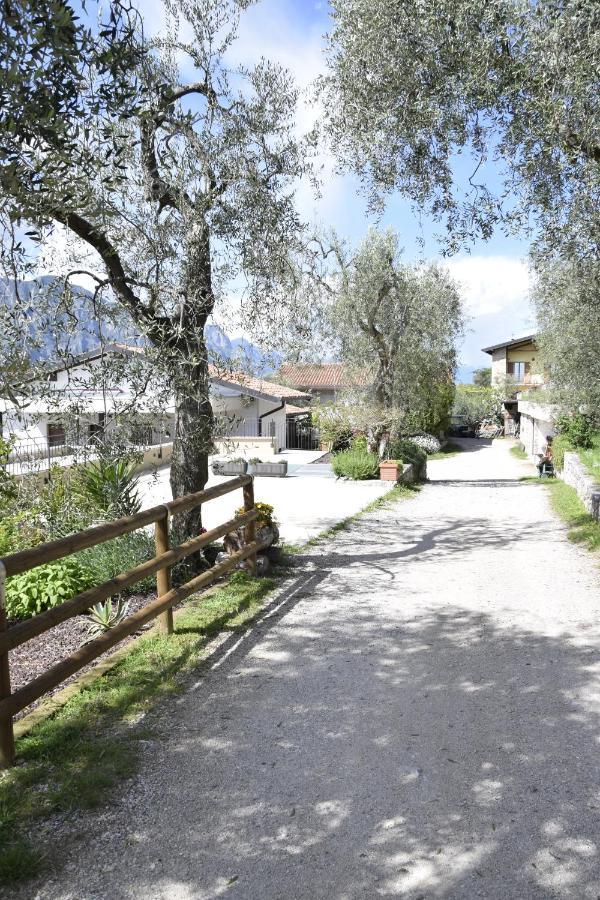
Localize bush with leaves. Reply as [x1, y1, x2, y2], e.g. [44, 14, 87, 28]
[85, 598, 130, 640]
[407, 434, 441, 455]
[385, 439, 427, 473]
[556, 414, 595, 450]
[332, 448, 380, 480]
[0, 436, 17, 502]
[551, 434, 571, 472]
[6, 557, 95, 620]
[76, 531, 156, 593]
[74, 455, 142, 519]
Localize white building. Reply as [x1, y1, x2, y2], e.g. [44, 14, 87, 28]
[1, 344, 311, 455]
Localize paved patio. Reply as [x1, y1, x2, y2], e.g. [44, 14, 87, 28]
[138, 450, 395, 545]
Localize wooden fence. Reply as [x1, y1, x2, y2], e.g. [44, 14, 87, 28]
[0, 475, 264, 768]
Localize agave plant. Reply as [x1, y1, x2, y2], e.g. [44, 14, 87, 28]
[85, 598, 130, 639]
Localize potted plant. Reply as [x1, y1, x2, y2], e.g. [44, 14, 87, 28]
[379, 459, 403, 482]
[247, 457, 288, 477]
[211, 457, 248, 476]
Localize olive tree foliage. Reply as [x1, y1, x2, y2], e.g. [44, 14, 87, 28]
[318, 229, 463, 451]
[0, 0, 314, 540]
[322, 0, 600, 257]
[533, 258, 600, 418]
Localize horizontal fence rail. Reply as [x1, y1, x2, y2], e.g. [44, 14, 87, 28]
[0, 474, 262, 768]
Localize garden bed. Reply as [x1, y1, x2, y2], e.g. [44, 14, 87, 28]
[7, 591, 169, 720]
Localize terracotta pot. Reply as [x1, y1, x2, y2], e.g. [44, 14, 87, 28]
[379, 461, 403, 482]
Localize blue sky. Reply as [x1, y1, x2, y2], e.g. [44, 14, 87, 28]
[66, 0, 535, 377]
[216, 0, 536, 376]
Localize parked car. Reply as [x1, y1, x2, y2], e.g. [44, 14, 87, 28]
[448, 416, 476, 438]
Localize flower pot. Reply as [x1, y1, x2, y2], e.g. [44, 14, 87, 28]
[379, 460, 403, 482]
[247, 461, 288, 477]
[211, 460, 248, 476]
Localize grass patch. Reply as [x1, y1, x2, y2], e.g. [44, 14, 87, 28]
[546, 479, 600, 553]
[577, 433, 600, 481]
[510, 444, 529, 460]
[429, 442, 464, 460]
[0, 571, 274, 885]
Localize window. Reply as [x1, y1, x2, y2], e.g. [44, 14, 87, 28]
[47, 423, 66, 447]
[508, 361, 530, 380]
[89, 413, 106, 440]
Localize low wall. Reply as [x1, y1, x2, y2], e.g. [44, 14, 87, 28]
[213, 436, 277, 459]
[561, 451, 600, 521]
[137, 442, 173, 472]
[400, 463, 416, 484]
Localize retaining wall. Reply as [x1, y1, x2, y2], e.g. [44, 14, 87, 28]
[561, 451, 600, 521]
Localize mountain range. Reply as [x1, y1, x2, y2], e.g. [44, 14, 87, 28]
[1, 277, 280, 375]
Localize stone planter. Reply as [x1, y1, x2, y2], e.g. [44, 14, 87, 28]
[223, 521, 280, 574]
[247, 461, 288, 478]
[379, 460, 403, 482]
[211, 460, 248, 476]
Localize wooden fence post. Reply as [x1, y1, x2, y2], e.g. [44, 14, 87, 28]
[0, 562, 15, 768]
[154, 508, 173, 634]
[243, 478, 257, 575]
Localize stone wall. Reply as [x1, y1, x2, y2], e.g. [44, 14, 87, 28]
[561, 451, 600, 521]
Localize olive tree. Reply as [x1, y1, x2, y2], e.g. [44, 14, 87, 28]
[321, 229, 463, 449]
[533, 258, 600, 417]
[322, 0, 600, 257]
[1, 0, 313, 540]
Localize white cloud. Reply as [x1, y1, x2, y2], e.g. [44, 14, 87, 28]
[445, 255, 531, 317]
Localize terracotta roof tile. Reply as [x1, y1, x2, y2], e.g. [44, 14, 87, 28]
[278, 363, 369, 390]
[209, 366, 311, 401]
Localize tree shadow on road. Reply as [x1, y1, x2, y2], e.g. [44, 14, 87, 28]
[68, 554, 600, 900]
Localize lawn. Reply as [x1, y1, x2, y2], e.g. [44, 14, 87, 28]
[509, 443, 529, 461]
[576, 433, 600, 481]
[546, 479, 600, 554]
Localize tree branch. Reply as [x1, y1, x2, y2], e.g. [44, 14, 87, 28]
[54, 210, 174, 346]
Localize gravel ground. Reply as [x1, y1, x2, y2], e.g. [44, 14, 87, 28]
[10, 439, 600, 899]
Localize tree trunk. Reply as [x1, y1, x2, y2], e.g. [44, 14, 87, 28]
[170, 370, 214, 543]
[168, 222, 215, 552]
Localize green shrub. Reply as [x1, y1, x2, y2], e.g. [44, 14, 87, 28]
[385, 439, 427, 470]
[552, 433, 572, 471]
[6, 558, 95, 620]
[77, 531, 156, 592]
[332, 448, 380, 480]
[556, 414, 595, 449]
[351, 435, 368, 452]
[74, 456, 142, 519]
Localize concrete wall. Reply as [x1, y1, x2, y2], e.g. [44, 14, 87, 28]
[491, 348, 507, 385]
[137, 442, 173, 472]
[517, 399, 557, 459]
[561, 451, 600, 521]
[213, 436, 277, 458]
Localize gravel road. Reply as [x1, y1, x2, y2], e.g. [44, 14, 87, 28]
[14, 439, 600, 899]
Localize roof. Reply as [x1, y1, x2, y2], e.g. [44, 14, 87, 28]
[44, 343, 144, 374]
[278, 362, 369, 390]
[25, 345, 311, 405]
[208, 366, 311, 403]
[481, 334, 538, 355]
[285, 403, 312, 416]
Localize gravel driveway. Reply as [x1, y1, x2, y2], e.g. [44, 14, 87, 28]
[13, 439, 600, 899]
